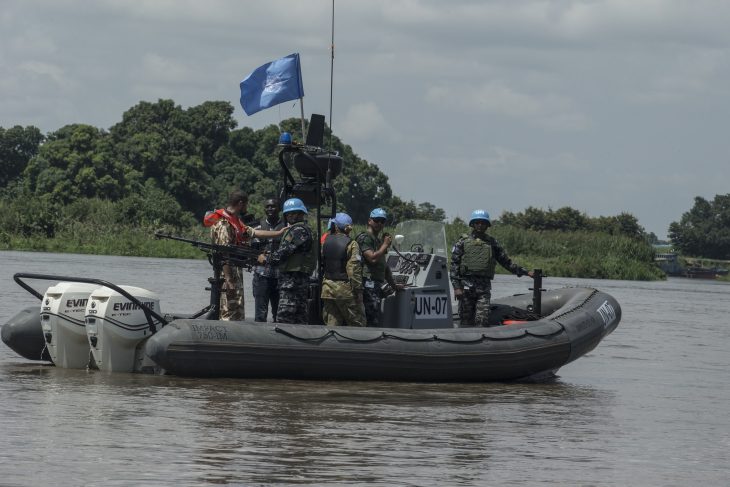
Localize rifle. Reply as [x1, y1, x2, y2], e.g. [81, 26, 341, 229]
[155, 232, 265, 320]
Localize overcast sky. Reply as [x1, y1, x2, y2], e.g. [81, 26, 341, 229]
[3, 0, 730, 238]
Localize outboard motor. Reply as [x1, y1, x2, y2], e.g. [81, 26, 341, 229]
[85, 286, 161, 373]
[41, 282, 99, 368]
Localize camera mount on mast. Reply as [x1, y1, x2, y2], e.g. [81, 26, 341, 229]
[278, 113, 341, 216]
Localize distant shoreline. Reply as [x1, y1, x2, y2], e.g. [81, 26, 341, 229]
[2, 223, 666, 281]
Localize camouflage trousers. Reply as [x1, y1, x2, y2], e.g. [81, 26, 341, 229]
[458, 285, 492, 327]
[219, 283, 244, 321]
[322, 298, 365, 327]
[276, 272, 310, 324]
[363, 279, 384, 327]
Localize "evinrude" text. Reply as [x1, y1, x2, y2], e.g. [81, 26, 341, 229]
[112, 301, 156, 311]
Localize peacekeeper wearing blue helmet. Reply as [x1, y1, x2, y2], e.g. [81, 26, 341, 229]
[321, 212, 365, 327]
[257, 198, 315, 324]
[450, 209, 533, 327]
[356, 208, 403, 326]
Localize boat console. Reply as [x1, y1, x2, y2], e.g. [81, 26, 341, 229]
[381, 220, 454, 329]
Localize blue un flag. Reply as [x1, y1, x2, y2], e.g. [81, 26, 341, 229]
[240, 53, 304, 116]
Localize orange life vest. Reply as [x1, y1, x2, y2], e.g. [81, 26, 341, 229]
[203, 209, 249, 245]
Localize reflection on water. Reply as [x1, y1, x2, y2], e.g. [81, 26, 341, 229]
[1, 251, 729, 486]
[0, 361, 616, 486]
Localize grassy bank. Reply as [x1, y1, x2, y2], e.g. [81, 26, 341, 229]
[1, 219, 664, 281]
[447, 223, 664, 281]
[0, 225, 206, 259]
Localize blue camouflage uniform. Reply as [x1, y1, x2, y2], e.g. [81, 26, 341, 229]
[266, 222, 315, 324]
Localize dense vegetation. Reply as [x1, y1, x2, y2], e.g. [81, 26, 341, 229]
[1, 99, 666, 280]
[668, 195, 730, 259]
[0, 99, 444, 239]
[446, 219, 663, 281]
[0, 209, 663, 280]
[500, 206, 646, 240]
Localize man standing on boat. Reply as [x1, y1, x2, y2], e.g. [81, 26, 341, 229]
[257, 198, 315, 324]
[356, 208, 402, 327]
[251, 198, 285, 322]
[321, 213, 365, 327]
[204, 190, 285, 321]
[450, 209, 533, 327]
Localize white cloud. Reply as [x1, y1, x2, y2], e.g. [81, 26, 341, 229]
[18, 61, 73, 89]
[338, 102, 398, 142]
[3, 0, 730, 239]
[138, 53, 192, 84]
[426, 82, 589, 131]
[628, 48, 730, 104]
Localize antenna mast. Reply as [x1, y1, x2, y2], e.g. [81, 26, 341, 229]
[328, 0, 335, 153]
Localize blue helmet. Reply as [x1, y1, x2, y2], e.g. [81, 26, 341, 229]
[469, 209, 490, 226]
[333, 212, 353, 230]
[369, 208, 387, 220]
[282, 198, 308, 215]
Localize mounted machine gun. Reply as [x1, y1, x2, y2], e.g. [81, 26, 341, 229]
[154, 232, 264, 320]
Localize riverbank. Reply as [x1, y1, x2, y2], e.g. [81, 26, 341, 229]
[653, 246, 730, 281]
[0, 221, 665, 281]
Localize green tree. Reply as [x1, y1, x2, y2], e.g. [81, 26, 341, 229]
[0, 125, 45, 188]
[6, 106, 446, 235]
[109, 99, 239, 216]
[0, 191, 60, 237]
[389, 197, 419, 223]
[416, 202, 446, 222]
[388, 198, 445, 224]
[501, 206, 647, 240]
[594, 212, 645, 240]
[186, 101, 238, 165]
[669, 194, 730, 259]
[23, 124, 128, 203]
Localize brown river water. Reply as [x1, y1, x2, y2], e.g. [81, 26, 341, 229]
[0, 250, 728, 486]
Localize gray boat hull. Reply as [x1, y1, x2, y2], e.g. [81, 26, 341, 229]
[1, 306, 51, 362]
[145, 287, 620, 381]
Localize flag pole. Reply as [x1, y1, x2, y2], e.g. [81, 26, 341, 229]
[299, 98, 306, 143]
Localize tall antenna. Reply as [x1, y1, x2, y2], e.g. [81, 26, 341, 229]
[328, 0, 335, 153]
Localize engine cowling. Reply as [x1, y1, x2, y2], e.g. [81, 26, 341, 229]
[41, 282, 99, 368]
[85, 286, 161, 372]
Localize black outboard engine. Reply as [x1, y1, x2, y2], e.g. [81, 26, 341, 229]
[278, 114, 343, 325]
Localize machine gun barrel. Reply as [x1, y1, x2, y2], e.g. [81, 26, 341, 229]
[154, 232, 262, 269]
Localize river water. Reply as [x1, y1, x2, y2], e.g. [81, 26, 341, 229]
[0, 250, 728, 486]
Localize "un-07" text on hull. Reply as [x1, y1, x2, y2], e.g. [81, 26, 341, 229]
[413, 294, 449, 320]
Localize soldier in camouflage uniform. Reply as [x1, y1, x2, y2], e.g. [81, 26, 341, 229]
[450, 209, 532, 327]
[205, 190, 284, 321]
[257, 198, 315, 325]
[321, 213, 365, 327]
[356, 208, 403, 327]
